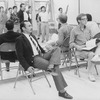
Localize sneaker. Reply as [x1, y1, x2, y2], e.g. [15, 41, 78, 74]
[59, 91, 73, 99]
[88, 74, 96, 82]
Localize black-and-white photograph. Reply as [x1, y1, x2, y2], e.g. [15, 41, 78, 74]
[0, 0, 100, 100]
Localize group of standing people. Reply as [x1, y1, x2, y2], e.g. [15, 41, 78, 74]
[0, 3, 32, 34]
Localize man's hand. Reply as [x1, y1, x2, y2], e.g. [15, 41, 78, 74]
[27, 66, 35, 74]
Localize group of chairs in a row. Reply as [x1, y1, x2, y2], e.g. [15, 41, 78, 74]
[61, 33, 100, 77]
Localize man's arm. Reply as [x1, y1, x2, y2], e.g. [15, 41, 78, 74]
[65, 5, 69, 15]
[56, 29, 64, 46]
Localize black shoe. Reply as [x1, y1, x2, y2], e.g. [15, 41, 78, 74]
[28, 74, 36, 78]
[6, 68, 10, 72]
[37, 37, 40, 40]
[59, 91, 73, 99]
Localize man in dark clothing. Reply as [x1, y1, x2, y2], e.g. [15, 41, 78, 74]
[0, 20, 21, 71]
[17, 3, 25, 24]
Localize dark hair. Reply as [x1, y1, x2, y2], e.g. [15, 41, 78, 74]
[20, 3, 25, 8]
[8, 7, 12, 10]
[58, 7, 62, 11]
[13, 6, 17, 9]
[76, 13, 86, 24]
[0, 6, 4, 9]
[41, 6, 45, 10]
[58, 14, 68, 23]
[20, 20, 29, 32]
[86, 14, 92, 21]
[28, 6, 31, 9]
[6, 20, 14, 30]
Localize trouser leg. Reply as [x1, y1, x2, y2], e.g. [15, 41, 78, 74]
[52, 66, 67, 91]
[45, 23, 49, 42]
[33, 55, 67, 91]
[41, 22, 46, 42]
[43, 47, 61, 65]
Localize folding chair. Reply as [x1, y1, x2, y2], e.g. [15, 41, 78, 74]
[0, 43, 19, 80]
[60, 36, 72, 69]
[72, 46, 100, 77]
[13, 64, 51, 95]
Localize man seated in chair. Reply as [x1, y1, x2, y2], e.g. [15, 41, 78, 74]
[69, 13, 96, 82]
[0, 20, 21, 71]
[56, 14, 73, 59]
[15, 20, 73, 99]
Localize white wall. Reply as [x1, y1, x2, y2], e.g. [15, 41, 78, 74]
[54, 0, 78, 25]
[80, 0, 100, 23]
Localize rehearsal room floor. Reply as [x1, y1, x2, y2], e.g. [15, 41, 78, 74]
[0, 62, 100, 100]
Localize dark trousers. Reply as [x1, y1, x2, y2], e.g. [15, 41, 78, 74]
[33, 47, 67, 91]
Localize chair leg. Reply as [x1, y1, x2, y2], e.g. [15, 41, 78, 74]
[0, 62, 3, 80]
[94, 65, 99, 75]
[73, 49, 81, 77]
[42, 70, 51, 87]
[14, 67, 20, 88]
[24, 71, 36, 95]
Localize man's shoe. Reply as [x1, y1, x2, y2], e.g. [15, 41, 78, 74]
[59, 91, 73, 99]
[88, 74, 96, 82]
[6, 68, 10, 72]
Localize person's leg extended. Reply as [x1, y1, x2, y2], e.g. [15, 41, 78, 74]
[33, 55, 73, 99]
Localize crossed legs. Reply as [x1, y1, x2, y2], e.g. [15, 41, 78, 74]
[33, 47, 73, 99]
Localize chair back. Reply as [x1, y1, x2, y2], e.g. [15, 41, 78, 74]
[0, 43, 15, 52]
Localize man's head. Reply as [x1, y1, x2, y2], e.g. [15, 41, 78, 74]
[20, 3, 25, 11]
[58, 7, 63, 13]
[20, 20, 32, 34]
[86, 14, 92, 21]
[76, 13, 87, 25]
[41, 6, 46, 12]
[28, 6, 31, 13]
[13, 6, 17, 13]
[0, 6, 4, 12]
[6, 20, 14, 30]
[58, 14, 68, 24]
[8, 7, 12, 14]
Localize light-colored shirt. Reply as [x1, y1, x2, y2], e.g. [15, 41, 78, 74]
[24, 12, 28, 20]
[24, 34, 39, 56]
[70, 25, 92, 46]
[57, 24, 73, 46]
[39, 12, 49, 22]
[86, 21, 100, 37]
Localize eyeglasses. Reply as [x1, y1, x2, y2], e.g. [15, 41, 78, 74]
[81, 18, 87, 21]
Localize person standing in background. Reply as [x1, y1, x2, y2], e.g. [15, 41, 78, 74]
[10, 6, 20, 32]
[36, 7, 41, 40]
[39, 2, 50, 43]
[0, 6, 7, 34]
[26, 6, 32, 23]
[7, 7, 12, 20]
[17, 3, 26, 24]
[57, 5, 69, 29]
